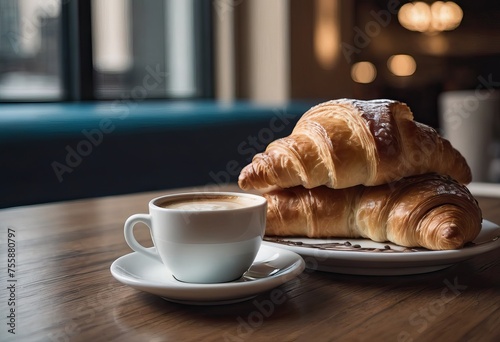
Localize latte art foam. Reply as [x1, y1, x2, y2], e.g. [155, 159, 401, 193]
[158, 196, 257, 211]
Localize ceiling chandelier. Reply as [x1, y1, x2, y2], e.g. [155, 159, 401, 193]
[398, 1, 463, 34]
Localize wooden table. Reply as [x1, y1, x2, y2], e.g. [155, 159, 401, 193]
[1, 184, 499, 341]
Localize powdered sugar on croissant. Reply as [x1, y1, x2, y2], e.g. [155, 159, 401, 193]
[238, 99, 471, 190]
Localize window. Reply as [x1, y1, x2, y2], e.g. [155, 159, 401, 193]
[0, 0, 213, 102]
[0, 0, 63, 101]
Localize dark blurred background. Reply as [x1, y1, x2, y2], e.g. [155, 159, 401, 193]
[1, 0, 499, 207]
[3, 1, 499, 121]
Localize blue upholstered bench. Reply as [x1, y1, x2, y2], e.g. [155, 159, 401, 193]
[0, 100, 311, 208]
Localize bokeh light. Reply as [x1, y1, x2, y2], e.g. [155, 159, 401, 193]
[387, 55, 417, 76]
[351, 61, 377, 84]
[398, 1, 463, 33]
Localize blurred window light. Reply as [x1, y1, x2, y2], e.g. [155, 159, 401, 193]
[351, 61, 377, 84]
[387, 54, 417, 76]
[398, 1, 463, 33]
[1, 0, 211, 102]
[314, 0, 340, 70]
[92, 0, 132, 73]
[0, 0, 63, 100]
[91, 0, 204, 99]
[165, 0, 196, 97]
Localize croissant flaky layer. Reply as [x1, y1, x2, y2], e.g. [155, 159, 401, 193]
[264, 174, 482, 250]
[239, 99, 472, 190]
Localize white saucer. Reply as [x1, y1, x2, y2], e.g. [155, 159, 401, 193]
[110, 244, 305, 305]
[263, 220, 500, 276]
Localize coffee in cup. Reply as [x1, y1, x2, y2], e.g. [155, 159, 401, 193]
[157, 194, 256, 211]
[124, 192, 267, 283]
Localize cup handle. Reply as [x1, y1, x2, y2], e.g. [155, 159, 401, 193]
[124, 214, 160, 261]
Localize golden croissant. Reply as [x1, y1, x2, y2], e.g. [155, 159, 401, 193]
[264, 174, 482, 250]
[239, 99, 471, 190]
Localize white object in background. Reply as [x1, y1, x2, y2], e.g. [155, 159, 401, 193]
[439, 90, 499, 182]
[468, 182, 500, 198]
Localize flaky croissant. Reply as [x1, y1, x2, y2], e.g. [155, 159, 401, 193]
[239, 99, 471, 190]
[264, 173, 482, 250]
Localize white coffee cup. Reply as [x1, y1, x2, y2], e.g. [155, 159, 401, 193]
[124, 192, 267, 283]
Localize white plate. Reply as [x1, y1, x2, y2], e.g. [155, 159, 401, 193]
[263, 220, 500, 276]
[110, 244, 305, 305]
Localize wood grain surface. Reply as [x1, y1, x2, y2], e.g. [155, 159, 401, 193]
[0, 186, 499, 341]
